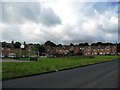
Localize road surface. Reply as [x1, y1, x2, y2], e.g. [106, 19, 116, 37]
[2, 60, 119, 88]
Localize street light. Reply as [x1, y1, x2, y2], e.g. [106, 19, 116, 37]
[20, 44, 24, 58]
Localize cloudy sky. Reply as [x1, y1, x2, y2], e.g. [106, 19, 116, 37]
[0, 0, 119, 44]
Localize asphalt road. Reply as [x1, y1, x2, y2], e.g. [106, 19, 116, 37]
[2, 60, 119, 88]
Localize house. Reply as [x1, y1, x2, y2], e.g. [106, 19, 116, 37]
[83, 45, 117, 56]
[44, 44, 117, 57]
[44, 45, 57, 57]
[1, 47, 16, 58]
[44, 45, 70, 57]
[26, 44, 35, 57]
[82, 46, 91, 55]
[74, 46, 81, 55]
[1, 41, 117, 58]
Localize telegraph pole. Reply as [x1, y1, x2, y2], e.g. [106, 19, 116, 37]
[90, 44, 92, 56]
[116, 41, 117, 55]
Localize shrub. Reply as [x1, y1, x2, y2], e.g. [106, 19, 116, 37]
[29, 57, 38, 61]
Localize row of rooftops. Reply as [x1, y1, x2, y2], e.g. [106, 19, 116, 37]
[0, 41, 119, 57]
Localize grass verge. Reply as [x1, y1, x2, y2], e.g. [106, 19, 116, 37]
[2, 55, 119, 80]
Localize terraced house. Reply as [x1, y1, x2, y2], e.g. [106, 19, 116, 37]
[0, 41, 118, 58]
[44, 44, 117, 57]
[83, 45, 117, 56]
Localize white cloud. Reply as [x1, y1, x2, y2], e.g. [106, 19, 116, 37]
[1, 2, 118, 44]
[2, 2, 61, 26]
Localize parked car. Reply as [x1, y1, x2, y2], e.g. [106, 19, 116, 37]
[8, 53, 16, 58]
[0, 53, 5, 58]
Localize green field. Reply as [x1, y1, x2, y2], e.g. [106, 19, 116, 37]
[2, 55, 119, 80]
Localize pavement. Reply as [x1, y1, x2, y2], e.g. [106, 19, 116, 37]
[0, 59, 32, 62]
[2, 59, 119, 88]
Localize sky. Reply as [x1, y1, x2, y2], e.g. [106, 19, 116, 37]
[0, 0, 119, 44]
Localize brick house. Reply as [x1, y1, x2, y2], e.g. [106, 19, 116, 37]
[83, 45, 117, 56]
[44, 45, 57, 57]
[1, 47, 16, 57]
[44, 45, 70, 57]
[110, 46, 116, 55]
[74, 46, 81, 55]
[44, 45, 117, 56]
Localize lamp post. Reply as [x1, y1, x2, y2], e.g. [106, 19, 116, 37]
[28, 49, 30, 57]
[20, 44, 24, 58]
[80, 47, 82, 55]
[116, 41, 117, 55]
[90, 45, 92, 56]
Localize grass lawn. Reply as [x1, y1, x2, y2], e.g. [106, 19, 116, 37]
[2, 55, 119, 80]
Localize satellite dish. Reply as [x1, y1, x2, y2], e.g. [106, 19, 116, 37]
[20, 44, 24, 48]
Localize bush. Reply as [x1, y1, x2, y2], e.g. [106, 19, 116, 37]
[83, 55, 95, 58]
[13, 57, 20, 59]
[29, 57, 38, 61]
[89, 56, 95, 58]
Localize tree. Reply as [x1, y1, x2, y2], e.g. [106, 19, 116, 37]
[2, 42, 6, 47]
[91, 43, 96, 46]
[79, 43, 84, 46]
[84, 43, 89, 46]
[35, 45, 45, 55]
[14, 42, 21, 49]
[11, 41, 14, 45]
[2, 42, 12, 48]
[117, 43, 120, 54]
[23, 41, 27, 49]
[45, 40, 57, 47]
[57, 44, 62, 47]
[79, 43, 89, 46]
[96, 42, 103, 46]
[70, 43, 74, 46]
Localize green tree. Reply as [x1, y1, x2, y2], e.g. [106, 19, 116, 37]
[45, 40, 57, 47]
[2, 42, 6, 47]
[117, 43, 120, 54]
[38, 45, 45, 55]
[11, 41, 14, 45]
[70, 43, 74, 46]
[14, 42, 21, 49]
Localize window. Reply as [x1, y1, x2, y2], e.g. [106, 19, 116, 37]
[106, 52, 110, 54]
[103, 53, 105, 55]
[94, 52, 97, 55]
[7, 48, 10, 50]
[101, 49, 103, 51]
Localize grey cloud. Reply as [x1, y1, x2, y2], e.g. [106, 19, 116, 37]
[2, 2, 61, 26]
[60, 34, 101, 45]
[97, 23, 118, 34]
[0, 2, 2, 23]
[2, 26, 23, 41]
[39, 8, 61, 27]
[58, 24, 106, 44]
[1, 2, 118, 44]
